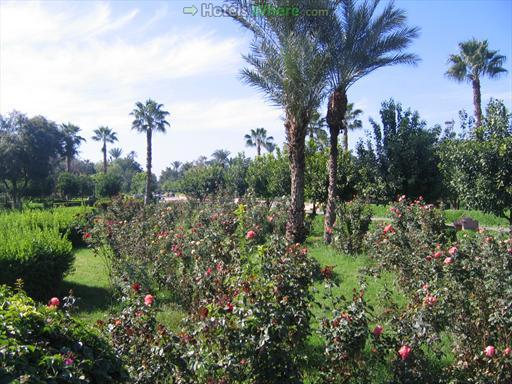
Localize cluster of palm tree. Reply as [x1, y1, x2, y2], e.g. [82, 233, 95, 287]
[229, 0, 420, 243]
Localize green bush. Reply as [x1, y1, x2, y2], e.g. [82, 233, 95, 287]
[0, 284, 126, 383]
[0, 227, 74, 298]
[332, 199, 372, 255]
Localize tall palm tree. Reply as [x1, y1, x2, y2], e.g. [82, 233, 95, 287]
[342, 103, 363, 152]
[446, 39, 507, 127]
[92, 126, 118, 173]
[109, 147, 123, 161]
[316, 0, 419, 243]
[61, 123, 85, 173]
[229, 0, 329, 243]
[171, 161, 182, 172]
[244, 128, 275, 156]
[130, 99, 170, 205]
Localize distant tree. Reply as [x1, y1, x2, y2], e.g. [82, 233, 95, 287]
[439, 99, 512, 235]
[131, 99, 170, 205]
[307, 110, 329, 149]
[131, 172, 158, 195]
[61, 123, 85, 173]
[92, 126, 118, 174]
[178, 164, 225, 200]
[342, 103, 363, 152]
[359, 99, 443, 202]
[56, 172, 80, 199]
[109, 155, 143, 193]
[305, 139, 328, 215]
[446, 39, 507, 127]
[109, 147, 123, 161]
[225, 152, 250, 197]
[315, 0, 419, 243]
[0, 112, 63, 208]
[244, 128, 275, 156]
[211, 149, 231, 167]
[93, 172, 122, 198]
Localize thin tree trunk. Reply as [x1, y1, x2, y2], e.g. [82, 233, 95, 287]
[257, 143, 261, 157]
[343, 125, 349, 152]
[66, 156, 72, 173]
[285, 114, 307, 244]
[145, 129, 152, 205]
[472, 77, 482, 127]
[324, 90, 348, 244]
[103, 143, 107, 173]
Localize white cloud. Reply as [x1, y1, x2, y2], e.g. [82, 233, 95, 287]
[0, 1, 256, 172]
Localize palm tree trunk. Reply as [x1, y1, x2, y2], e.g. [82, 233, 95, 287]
[343, 126, 349, 152]
[66, 156, 72, 173]
[285, 114, 307, 244]
[145, 129, 152, 205]
[472, 77, 482, 127]
[257, 143, 261, 157]
[324, 90, 348, 244]
[102, 143, 107, 173]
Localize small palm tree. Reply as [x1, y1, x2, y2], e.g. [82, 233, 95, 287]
[342, 103, 363, 152]
[446, 39, 507, 127]
[130, 99, 170, 205]
[244, 128, 275, 156]
[171, 161, 182, 172]
[211, 149, 231, 167]
[92, 126, 118, 173]
[316, 0, 419, 243]
[61, 123, 85, 173]
[109, 147, 123, 161]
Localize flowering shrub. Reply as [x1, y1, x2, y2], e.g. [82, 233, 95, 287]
[0, 283, 126, 383]
[365, 197, 512, 383]
[332, 199, 372, 254]
[101, 283, 189, 384]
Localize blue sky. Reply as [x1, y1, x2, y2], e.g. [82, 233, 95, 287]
[1, 0, 511, 175]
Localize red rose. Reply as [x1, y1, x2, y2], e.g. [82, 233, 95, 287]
[373, 325, 383, 337]
[83, 232, 91, 239]
[245, 230, 256, 240]
[131, 282, 141, 292]
[383, 224, 395, 234]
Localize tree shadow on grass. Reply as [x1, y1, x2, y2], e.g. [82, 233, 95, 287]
[59, 281, 112, 314]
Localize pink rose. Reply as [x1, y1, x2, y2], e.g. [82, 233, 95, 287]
[383, 224, 395, 234]
[433, 251, 443, 259]
[373, 325, 383, 337]
[48, 297, 60, 307]
[444, 257, 453, 265]
[484, 345, 495, 357]
[448, 246, 458, 256]
[398, 195, 406, 202]
[245, 230, 256, 240]
[504, 347, 511, 356]
[144, 294, 154, 306]
[326, 227, 333, 235]
[423, 294, 438, 306]
[205, 268, 212, 276]
[398, 345, 412, 360]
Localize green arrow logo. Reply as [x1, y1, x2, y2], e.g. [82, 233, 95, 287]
[183, 5, 198, 16]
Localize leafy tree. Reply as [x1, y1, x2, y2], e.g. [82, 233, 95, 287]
[359, 99, 443, 202]
[244, 128, 275, 156]
[230, 0, 329, 242]
[108, 155, 143, 193]
[439, 99, 512, 235]
[56, 172, 80, 198]
[92, 126, 118, 174]
[305, 139, 328, 215]
[315, 0, 419, 243]
[178, 164, 225, 200]
[0, 112, 63, 208]
[446, 39, 507, 127]
[131, 172, 158, 195]
[130, 99, 170, 205]
[93, 172, 122, 198]
[60, 123, 85, 173]
[109, 147, 123, 161]
[247, 149, 290, 204]
[224, 152, 251, 197]
[342, 103, 363, 152]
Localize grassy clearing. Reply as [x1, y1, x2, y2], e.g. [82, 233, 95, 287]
[369, 204, 509, 227]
